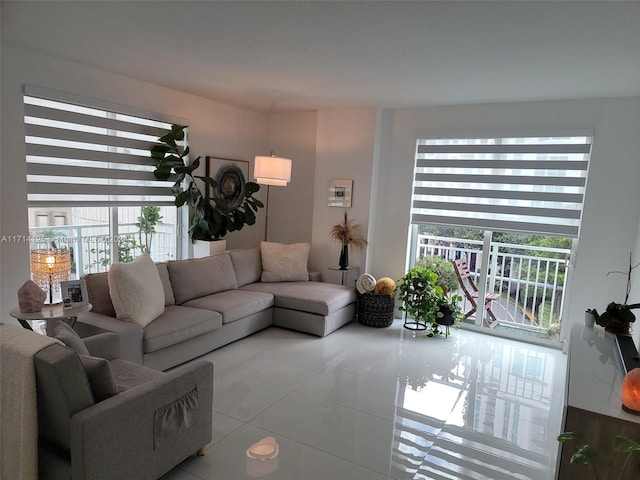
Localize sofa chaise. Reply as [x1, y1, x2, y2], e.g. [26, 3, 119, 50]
[74, 244, 357, 371]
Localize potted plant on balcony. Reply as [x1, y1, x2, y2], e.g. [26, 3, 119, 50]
[151, 125, 263, 250]
[396, 265, 445, 335]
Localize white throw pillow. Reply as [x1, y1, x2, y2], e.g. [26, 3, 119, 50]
[108, 254, 165, 327]
[260, 242, 310, 282]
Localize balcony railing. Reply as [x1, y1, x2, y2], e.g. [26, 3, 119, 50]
[29, 222, 177, 276]
[417, 234, 570, 331]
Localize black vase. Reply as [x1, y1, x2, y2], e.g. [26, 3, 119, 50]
[338, 244, 349, 270]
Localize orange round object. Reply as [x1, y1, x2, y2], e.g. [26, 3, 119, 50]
[374, 277, 396, 297]
[621, 367, 640, 412]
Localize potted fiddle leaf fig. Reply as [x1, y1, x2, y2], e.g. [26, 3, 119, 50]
[151, 124, 263, 242]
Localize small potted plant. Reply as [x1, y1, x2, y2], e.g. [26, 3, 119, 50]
[436, 293, 463, 332]
[588, 253, 640, 335]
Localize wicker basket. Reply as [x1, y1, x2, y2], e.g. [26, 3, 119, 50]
[358, 293, 395, 328]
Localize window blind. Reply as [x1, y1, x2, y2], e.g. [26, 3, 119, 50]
[411, 135, 592, 237]
[24, 88, 181, 207]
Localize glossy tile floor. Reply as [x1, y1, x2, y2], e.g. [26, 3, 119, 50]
[162, 321, 567, 480]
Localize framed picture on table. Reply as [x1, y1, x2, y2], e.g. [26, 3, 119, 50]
[61, 279, 88, 308]
[205, 156, 249, 212]
[328, 179, 353, 207]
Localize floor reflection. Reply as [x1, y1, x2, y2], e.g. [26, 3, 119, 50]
[164, 323, 565, 480]
[391, 332, 559, 479]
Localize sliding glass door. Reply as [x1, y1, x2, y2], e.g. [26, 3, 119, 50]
[411, 225, 573, 344]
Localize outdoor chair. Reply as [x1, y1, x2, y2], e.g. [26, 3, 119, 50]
[452, 258, 500, 328]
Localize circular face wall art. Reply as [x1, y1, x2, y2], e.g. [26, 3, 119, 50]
[206, 157, 249, 212]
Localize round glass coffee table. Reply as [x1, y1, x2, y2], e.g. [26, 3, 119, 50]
[10, 303, 92, 331]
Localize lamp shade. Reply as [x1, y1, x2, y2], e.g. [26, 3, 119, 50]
[254, 154, 292, 186]
[622, 367, 640, 414]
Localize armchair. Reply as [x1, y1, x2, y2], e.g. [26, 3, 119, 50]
[34, 330, 213, 480]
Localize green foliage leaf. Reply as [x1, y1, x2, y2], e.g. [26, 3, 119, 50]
[174, 190, 190, 207]
[244, 208, 256, 225]
[570, 444, 595, 464]
[195, 176, 218, 189]
[557, 432, 578, 443]
[171, 124, 186, 140]
[151, 144, 171, 159]
[159, 132, 177, 148]
[153, 165, 172, 181]
[245, 182, 260, 194]
[614, 436, 640, 453]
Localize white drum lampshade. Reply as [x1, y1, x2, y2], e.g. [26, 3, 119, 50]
[254, 152, 292, 186]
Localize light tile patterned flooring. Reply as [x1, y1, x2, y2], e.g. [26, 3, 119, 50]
[162, 321, 567, 480]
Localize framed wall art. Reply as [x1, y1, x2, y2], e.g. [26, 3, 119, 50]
[205, 156, 250, 212]
[328, 179, 353, 208]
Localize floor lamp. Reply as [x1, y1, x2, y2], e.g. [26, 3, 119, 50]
[254, 151, 292, 241]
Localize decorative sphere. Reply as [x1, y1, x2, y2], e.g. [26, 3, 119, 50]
[374, 277, 396, 297]
[621, 367, 640, 413]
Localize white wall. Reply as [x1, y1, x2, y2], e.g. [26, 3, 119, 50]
[370, 98, 640, 331]
[0, 45, 271, 321]
[265, 111, 317, 244]
[311, 108, 377, 281]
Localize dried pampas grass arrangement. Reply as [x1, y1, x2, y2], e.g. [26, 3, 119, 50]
[330, 210, 368, 248]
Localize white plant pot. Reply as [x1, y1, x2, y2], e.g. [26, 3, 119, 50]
[584, 311, 596, 328]
[192, 239, 227, 258]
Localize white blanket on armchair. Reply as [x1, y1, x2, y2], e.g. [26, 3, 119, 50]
[0, 324, 60, 480]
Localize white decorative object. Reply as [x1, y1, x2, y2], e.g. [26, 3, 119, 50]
[356, 273, 377, 294]
[585, 310, 596, 327]
[108, 254, 165, 327]
[192, 239, 227, 258]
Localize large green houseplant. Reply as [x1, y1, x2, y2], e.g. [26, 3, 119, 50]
[151, 124, 263, 241]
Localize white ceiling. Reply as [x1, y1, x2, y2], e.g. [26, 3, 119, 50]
[2, 1, 640, 112]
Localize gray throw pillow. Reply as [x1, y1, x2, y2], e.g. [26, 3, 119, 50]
[52, 320, 90, 356]
[79, 355, 119, 402]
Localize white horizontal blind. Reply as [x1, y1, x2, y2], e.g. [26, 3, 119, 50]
[24, 90, 180, 207]
[412, 135, 592, 237]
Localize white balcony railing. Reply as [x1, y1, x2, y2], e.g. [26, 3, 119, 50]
[416, 234, 570, 331]
[29, 222, 177, 276]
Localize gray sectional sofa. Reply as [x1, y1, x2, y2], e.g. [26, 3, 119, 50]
[74, 246, 357, 371]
